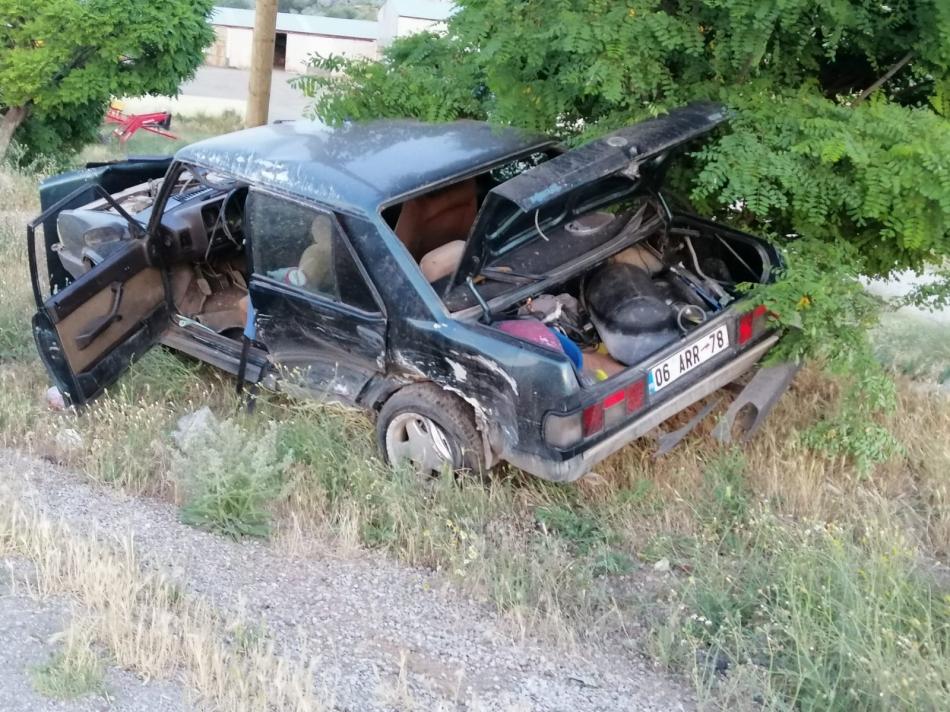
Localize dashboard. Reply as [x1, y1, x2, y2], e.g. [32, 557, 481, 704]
[155, 183, 247, 262]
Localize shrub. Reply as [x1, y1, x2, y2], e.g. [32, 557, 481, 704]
[173, 416, 291, 538]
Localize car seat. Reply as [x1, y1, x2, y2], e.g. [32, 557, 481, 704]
[419, 240, 466, 283]
[297, 215, 334, 290]
[395, 179, 477, 262]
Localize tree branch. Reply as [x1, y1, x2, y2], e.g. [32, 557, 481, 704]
[854, 51, 914, 105]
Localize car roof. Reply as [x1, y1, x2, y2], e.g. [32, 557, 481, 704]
[175, 119, 553, 212]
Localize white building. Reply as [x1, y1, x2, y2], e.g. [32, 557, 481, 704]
[377, 0, 455, 47]
[206, 7, 379, 73]
[205, 3, 455, 73]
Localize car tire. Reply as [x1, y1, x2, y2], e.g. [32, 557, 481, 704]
[377, 383, 486, 478]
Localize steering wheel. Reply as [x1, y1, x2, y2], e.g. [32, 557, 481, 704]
[221, 187, 247, 241]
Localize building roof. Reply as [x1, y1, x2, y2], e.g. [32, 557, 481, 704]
[210, 6, 379, 40]
[384, 0, 455, 21]
[176, 119, 552, 212]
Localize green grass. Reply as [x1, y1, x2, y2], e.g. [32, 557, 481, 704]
[30, 639, 104, 700]
[653, 453, 950, 710]
[873, 311, 950, 386]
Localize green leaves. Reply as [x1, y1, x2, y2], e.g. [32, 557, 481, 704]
[294, 31, 489, 125]
[0, 0, 214, 162]
[174, 418, 292, 539]
[691, 90, 950, 277]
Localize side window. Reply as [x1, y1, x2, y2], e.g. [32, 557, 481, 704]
[246, 191, 378, 312]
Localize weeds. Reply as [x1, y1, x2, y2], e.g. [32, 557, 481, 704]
[655, 458, 950, 711]
[535, 504, 604, 551]
[0, 495, 327, 711]
[30, 624, 104, 700]
[173, 417, 291, 538]
[874, 311, 950, 386]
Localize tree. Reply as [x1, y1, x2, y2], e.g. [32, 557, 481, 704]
[296, 1, 950, 465]
[301, 1, 949, 277]
[298, 0, 950, 338]
[0, 0, 215, 162]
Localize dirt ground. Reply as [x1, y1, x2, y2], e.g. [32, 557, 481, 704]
[0, 449, 692, 712]
[0, 560, 191, 711]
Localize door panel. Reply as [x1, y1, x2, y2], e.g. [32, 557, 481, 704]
[249, 278, 385, 405]
[33, 240, 168, 405]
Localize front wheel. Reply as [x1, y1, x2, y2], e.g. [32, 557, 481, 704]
[376, 384, 486, 478]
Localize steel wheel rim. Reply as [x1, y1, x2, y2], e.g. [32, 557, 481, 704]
[385, 412, 454, 476]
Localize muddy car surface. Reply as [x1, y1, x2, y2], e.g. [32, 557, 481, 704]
[29, 103, 792, 481]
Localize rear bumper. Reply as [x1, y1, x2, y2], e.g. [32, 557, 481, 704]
[503, 334, 781, 482]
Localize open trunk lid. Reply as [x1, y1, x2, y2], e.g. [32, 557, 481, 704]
[446, 102, 729, 292]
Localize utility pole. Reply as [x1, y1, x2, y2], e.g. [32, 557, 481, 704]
[246, 0, 279, 127]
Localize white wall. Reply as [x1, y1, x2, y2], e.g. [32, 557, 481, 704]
[213, 26, 377, 72]
[204, 26, 228, 67]
[224, 26, 254, 69]
[285, 33, 378, 73]
[396, 15, 446, 37]
[378, 0, 453, 46]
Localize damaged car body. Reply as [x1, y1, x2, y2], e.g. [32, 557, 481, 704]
[28, 102, 795, 482]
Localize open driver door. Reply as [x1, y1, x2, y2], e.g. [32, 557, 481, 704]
[28, 185, 170, 407]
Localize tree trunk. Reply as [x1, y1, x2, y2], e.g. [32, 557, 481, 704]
[0, 105, 29, 161]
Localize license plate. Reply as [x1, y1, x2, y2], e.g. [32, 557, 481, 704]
[648, 325, 730, 393]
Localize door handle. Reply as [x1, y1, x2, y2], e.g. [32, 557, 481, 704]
[75, 282, 124, 350]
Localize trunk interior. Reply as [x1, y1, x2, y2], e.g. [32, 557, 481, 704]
[476, 205, 777, 387]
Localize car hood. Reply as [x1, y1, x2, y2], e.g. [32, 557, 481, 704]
[447, 102, 729, 291]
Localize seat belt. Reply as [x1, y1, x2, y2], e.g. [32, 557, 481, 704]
[236, 297, 256, 405]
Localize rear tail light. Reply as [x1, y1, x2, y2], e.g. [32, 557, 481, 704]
[603, 388, 625, 409]
[582, 402, 605, 436]
[738, 304, 768, 345]
[625, 380, 646, 413]
[544, 376, 649, 448]
[543, 411, 583, 449]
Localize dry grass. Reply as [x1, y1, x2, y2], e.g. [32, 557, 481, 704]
[0, 493, 327, 711]
[588, 366, 950, 558]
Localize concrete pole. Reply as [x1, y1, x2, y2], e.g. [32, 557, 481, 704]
[246, 0, 279, 128]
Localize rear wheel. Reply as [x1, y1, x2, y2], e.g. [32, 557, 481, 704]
[377, 384, 485, 478]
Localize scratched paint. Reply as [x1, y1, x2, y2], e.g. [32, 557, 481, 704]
[446, 358, 468, 383]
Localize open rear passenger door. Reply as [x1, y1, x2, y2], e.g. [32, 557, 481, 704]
[29, 187, 170, 406]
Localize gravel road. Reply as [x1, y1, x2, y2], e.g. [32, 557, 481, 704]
[0, 449, 692, 712]
[0, 559, 191, 712]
